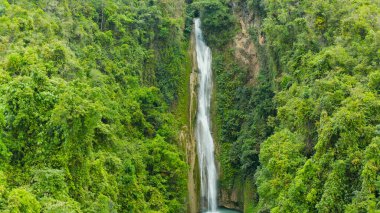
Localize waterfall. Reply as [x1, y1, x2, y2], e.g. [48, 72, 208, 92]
[194, 18, 218, 213]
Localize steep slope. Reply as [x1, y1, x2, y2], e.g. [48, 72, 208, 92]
[254, 0, 380, 211]
[0, 0, 190, 212]
[193, 0, 380, 212]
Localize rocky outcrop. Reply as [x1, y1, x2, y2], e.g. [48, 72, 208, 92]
[220, 188, 241, 210]
[181, 25, 199, 213]
[217, 2, 261, 211]
[232, 1, 261, 86]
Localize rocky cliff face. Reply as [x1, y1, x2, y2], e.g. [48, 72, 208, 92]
[232, 1, 262, 85]
[217, 2, 262, 212]
[219, 187, 241, 210]
[180, 26, 199, 213]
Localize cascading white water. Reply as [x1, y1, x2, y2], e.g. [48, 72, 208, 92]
[194, 18, 218, 213]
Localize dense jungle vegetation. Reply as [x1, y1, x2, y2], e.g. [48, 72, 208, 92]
[197, 0, 380, 212]
[0, 0, 189, 212]
[1, 0, 380, 212]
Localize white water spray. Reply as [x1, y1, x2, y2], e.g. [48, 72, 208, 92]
[194, 18, 218, 213]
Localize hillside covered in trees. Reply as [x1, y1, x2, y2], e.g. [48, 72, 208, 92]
[200, 0, 380, 212]
[0, 0, 189, 212]
[1, 0, 380, 212]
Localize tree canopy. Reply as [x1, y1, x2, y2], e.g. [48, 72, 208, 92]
[0, 0, 189, 212]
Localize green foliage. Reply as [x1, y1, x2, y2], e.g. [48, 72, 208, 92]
[251, 0, 380, 211]
[346, 137, 380, 212]
[144, 136, 187, 212]
[6, 188, 41, 213]
[256, 129, 305, 211]
[39, 197, 82, 213]
[316, 160, 348, 212]
[369, 70, 380, 92]
[208, 0, 380, 211]
[31, 169, 68, 199]
[0, 0, 188, 212]
[191, 0, 236, 48]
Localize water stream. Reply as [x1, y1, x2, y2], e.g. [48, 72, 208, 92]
[194, 18, 218, 213]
